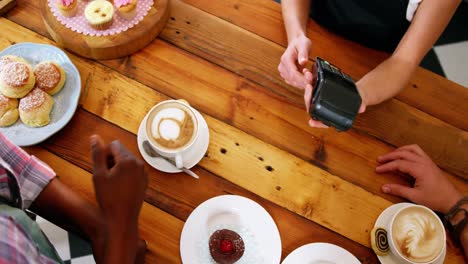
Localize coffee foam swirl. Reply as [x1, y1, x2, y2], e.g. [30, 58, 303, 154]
[392, 208, 443, 262]
[151, 107, 186, 140]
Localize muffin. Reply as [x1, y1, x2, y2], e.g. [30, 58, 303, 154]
[0, 55, 28, 74]
[0, 61, 35, 98]
[115, 0, 137, 19]
[56, 0, 78, 17]
[19, 88, 54, 127]
[85, 0, 114, 30]
[34, 61, 66, 95]
[0, 94, 19, 127]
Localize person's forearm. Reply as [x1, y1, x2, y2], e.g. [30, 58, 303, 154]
[103, 220, 139, 264]
[281, 0, 311, 42]
[393, 0, 461, 64]
[357, 56, 417, 105]
[30, 178, 102, 240]
[360, 0, 461, 106]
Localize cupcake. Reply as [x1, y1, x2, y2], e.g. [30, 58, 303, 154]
[84, 0, 114, 30]
[115, 0, 137, 20]
[56, 0, 78, 17]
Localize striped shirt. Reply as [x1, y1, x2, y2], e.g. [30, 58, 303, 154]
[0, 132, 57, 263]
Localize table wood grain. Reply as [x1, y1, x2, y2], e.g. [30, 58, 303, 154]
[2, 0, 467, 263]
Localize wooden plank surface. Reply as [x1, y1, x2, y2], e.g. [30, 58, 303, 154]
[158, 0, 468, 178]
[65, 47, 467, 263]
[1, 1, 466, 263]
[36, 109, 379, 263]
[8, 0, 468, 135]
[181, 0, 468, 132]
[0, 16, 384, 262]
[4, 4, 467, 195]
[0, 5, 423, 203]
[0, 0, 16, 16]
[0, 20, 458, 260]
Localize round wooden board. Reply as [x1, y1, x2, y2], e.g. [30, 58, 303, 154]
[40, 0, 169, 59]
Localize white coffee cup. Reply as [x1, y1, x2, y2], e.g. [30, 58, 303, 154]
[387, 204, 446, 264]
[145, 100, 199, 168]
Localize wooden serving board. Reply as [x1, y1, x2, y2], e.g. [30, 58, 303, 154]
[0, 0, 16, 16]
[39, 0, 169, 59]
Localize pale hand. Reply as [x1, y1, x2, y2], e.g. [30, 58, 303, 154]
[376, 144, 462, 214]
[278, 34, 313, 90]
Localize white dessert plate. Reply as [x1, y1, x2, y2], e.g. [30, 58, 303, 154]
[180, 195, 282, 264]
[282, 242, 360, 264]
[0, 43, 81, 146]
[137, 107, 209, 173]
[374, 203, 446, 264]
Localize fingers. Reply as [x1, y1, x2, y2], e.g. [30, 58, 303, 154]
[284, 58, 308, 88]
[297, 45, 309, 66]
[358, 102, 366, 114]
[109, 140, 134, 162]
[377, 149, 421, 164]
[303, 68, 313, 83]
[308, 119, 329, 128]
[91, 135, 108, 175]
[375, 160, 419, 179]
[279, 48, 309, 89]
[304, 84, 313, 113]
[396, 144, 427, 158]
[381, 184, 417, 202]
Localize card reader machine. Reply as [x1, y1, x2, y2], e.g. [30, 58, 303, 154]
[310, 57, 362, 131]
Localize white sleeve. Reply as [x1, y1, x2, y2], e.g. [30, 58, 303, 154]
[406, 0, 423, 21]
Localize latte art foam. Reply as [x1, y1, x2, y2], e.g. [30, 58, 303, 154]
[392, 207, 444, 263]
[150, 107, 195, 150]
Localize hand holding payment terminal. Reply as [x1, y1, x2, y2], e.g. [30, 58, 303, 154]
[309, 57, 362, 131]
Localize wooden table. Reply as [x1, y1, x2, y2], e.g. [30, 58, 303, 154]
[2, 0, 467, 263]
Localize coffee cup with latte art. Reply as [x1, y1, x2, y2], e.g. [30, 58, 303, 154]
[145, 100, 199, 168]
[388, 205, 445, 264]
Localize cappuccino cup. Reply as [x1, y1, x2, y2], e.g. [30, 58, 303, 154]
[388, 204, 445, 264]
[145, 100, 199, 168]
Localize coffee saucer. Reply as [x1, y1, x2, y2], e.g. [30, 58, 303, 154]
[137, 108, 210, 173]
[374, 203, 446, 264]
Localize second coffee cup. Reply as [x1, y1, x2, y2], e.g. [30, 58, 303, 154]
[388, 204, 446, 264]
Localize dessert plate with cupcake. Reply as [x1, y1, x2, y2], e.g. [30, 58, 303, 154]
[0, 42, 80, 146]
[180, 195, 282, 264]
[281, 243, 360, 264]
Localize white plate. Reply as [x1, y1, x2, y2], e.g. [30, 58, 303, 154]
[0, 43, 81, 146]
[137, 107, 209, 173]
[374, 203, 446, 264]
[282, 243, 360, 264]
[180, 195, 282, 264]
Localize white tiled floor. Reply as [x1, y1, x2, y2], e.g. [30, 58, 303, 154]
[70, 255, 96, 264]
[36, 216, 95, 264]
[435, 41, 468, 88]
[36, 216, 71, 261]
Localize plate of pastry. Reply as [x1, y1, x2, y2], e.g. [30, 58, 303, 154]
[180, 195, 282, 264]
[0, 42, 81, 146]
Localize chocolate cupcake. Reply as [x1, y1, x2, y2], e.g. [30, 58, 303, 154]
[209, 229, 245, 264]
